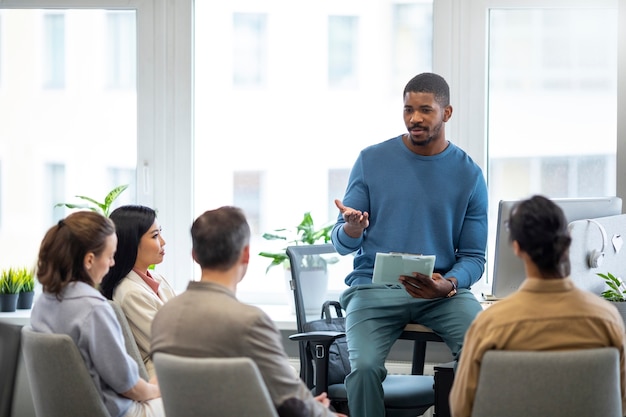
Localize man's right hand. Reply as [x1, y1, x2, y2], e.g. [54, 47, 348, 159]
[314, 393, 348, 417]
[335, 199, 369, 238]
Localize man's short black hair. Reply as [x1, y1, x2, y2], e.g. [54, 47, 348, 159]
[403, 72, 450, 107]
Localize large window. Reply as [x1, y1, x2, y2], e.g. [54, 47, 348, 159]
[0, 8, 137, 271]
[487, 8, 617, 201]
[194, 1, 435, 304]
[453, 0, 619, 295]
[1, 0, 624, 304]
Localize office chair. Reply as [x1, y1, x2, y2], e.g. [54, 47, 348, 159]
[471, 348, 622, 417]
[108, 300, 150, 380]
[287, 244, 445, 417]
[20, 326, 110, 417]
[0, 322, 22, 417]
[153, 353, 279, 417]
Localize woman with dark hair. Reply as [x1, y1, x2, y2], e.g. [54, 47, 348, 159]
[31, 211, 164, 417]
[101, 205, 176, 378]
[450, 195, 626, 417]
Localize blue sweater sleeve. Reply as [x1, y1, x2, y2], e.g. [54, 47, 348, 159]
[443, 174, 488, 288]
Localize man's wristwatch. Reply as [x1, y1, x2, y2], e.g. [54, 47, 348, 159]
[446, 280, 457, 298]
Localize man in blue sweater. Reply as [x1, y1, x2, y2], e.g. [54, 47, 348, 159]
[332, 72, 488, 416]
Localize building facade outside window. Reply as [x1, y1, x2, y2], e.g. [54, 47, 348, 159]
[42, 12, 65, 89]
[328, 15, 359, 89]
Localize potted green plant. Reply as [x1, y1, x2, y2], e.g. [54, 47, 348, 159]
[259, 211, 335, 272]
[0, 268, 24, 312]
[597, 272, 626, 324]
[259, 212, 337, 313]
[55, 184, 129, 217]
[16, 267, 36, 309]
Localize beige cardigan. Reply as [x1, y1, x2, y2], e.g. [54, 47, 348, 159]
[113, 270, 177, 378]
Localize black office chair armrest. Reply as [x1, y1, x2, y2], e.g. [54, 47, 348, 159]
[289, 331, 346, 395]
[288, 331, 346, 343]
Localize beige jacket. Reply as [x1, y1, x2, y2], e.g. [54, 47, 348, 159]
[113, 270, 177, 378]
[450, 277, 626, 417]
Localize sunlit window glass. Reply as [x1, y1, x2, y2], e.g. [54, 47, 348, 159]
[0, 9, 137, 271]
[328, 15, 358, 89]
[43, 13, 65, 89]
[488, 8, 617, 202]
[392, 2, 432, 92]
[485, 7, 617, 287]
[233, 13, 267, 87]
[106, 11, 136, 89]
[194, 1, 434, 305]
[0, 16, 3, 86]
[45, 163, 66, 225]
[234, 170, 263, 235]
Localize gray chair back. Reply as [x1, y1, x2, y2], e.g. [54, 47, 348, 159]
[0, 322, 22, 417]
[108, 300, 150, 380]
[471, 348, 622, 417]
[20, 326, 109, 417]
[153, 353, 279, 417]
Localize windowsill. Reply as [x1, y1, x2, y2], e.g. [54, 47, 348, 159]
[0, 298, 494, 331]
[0, 309, 32, 326]
[0, 300, 301, 330]
[257, 304, 298, 331]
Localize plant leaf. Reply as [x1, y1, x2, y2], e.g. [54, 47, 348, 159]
[261, 233, 288, 241]
[258, 211, 336, 274]
[598, 272, 626, 301]
[54, 203, 98, 211]
[103, 184, 129, 215]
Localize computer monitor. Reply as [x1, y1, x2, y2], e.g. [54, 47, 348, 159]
[488, 196, 623, 300]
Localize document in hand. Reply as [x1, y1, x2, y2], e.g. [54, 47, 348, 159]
[372, 252, 436, 285]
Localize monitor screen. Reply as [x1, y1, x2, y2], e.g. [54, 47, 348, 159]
[489, 196, 623, 300]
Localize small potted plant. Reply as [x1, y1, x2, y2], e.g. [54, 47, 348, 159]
[16, 267, 36, 309]
[259, 211, 335, 272]
[0, 268, 24, 312]
[259, 212, 337, 313]
[597, 272, 626, 324]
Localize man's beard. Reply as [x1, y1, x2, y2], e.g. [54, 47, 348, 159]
[409, 134, 433, 147]
[409, 121, 442, 146]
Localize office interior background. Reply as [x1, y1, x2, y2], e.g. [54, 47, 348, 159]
[0, 0, 624, 308]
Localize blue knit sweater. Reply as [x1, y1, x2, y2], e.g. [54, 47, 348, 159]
[332, 135, 488, 288]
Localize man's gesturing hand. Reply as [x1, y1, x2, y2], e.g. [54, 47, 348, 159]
[335, 199, 369, 238]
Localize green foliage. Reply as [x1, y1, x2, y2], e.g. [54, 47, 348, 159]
[15, 267, 35, 292]
[0, 268, 26, 294]
[55, 184, 129, 217]
[598, 272, 626, 302]
[258, 212, 335, 273]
